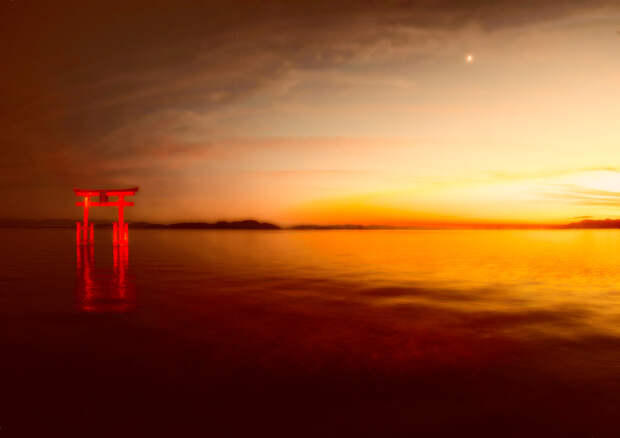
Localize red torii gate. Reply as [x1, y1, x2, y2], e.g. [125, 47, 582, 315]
[74, 187, 138, 246]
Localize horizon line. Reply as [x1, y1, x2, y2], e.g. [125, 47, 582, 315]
[2, 217, 620, 230]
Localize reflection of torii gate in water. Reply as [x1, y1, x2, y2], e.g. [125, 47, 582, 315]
[76, 243, 134, 312]
[74, 187, 138, 245]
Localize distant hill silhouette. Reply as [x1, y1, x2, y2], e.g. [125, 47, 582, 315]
[561, 219, 620, 229]
[153, 220, 280, 230]
[0, 218, 280, 230]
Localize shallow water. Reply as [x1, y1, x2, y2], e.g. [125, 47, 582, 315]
[2, 229, 620, 436]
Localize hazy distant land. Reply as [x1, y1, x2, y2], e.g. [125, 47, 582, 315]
[1, 218, 619, 230]
[559, 219, 620, 229]
[0, 219, 280, 230]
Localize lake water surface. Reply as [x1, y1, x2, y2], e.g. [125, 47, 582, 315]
[2, 229, 620, 436]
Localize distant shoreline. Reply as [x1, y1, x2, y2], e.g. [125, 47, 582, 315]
[1, 218, 620, 230]
[0, 219, 280, 230]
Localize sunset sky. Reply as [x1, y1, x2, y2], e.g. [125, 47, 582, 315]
[2, 0, 620, 225]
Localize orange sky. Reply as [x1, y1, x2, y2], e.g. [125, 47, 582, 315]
[2, 1, 620, 225]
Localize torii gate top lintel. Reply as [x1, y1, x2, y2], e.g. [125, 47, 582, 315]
[74, 187, 139, 197]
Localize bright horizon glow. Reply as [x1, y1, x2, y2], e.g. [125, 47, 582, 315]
[284, 169, 620, 226]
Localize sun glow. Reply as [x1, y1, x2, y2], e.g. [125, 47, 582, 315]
[285, 168, 620, 227]
[568, 170, 620, 193]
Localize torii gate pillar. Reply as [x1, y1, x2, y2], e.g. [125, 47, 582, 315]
[74, 187, 138, 246]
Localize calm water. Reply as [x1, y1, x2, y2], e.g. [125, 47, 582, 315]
[2, 229, 620, 436]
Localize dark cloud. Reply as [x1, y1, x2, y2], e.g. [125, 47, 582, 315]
[4, 0, 614, 126]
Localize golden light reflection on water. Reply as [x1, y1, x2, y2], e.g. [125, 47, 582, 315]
[300, 230, 620, 338]
[153, 229, 620, 339]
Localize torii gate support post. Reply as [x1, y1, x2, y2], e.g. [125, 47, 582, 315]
[75, 197, 94, 245]
[74, 188, 138, 246]
[112, 194, 131, 246]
